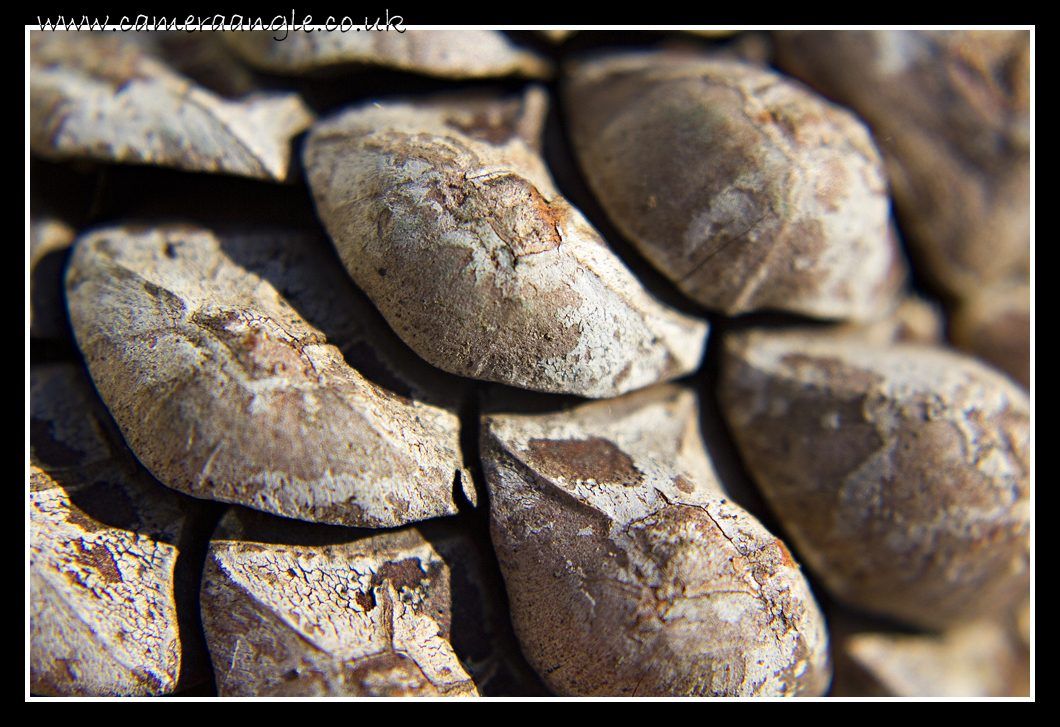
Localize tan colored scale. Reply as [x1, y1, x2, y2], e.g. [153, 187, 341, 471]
[564, 51, 906, 320]
[304, 87, 708, 398]
[719, 326, 1030, 630]
[482, 385, 831, 696]
[30, 31, 313, 180]
[30, 363, 212, 696]
[201, 508, 478, 697]
[65, 225, 471, 528]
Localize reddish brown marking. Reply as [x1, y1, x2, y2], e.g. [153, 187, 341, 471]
[527, 437, 644, 488]
[613, 361, 633, 389]
[131, 667, 165, 693]
[373, 558, 425, 592]
[63, 570, 86, 588]
[445, 111, 517, 146]
[672, 475, 695, 494]
[72, 539, 123, 584]
[344, 652, 435, 696]
[355, 589, 376, 612]
[774, 538, 796, 568]
[479, 175, 561, 256]
[64, 508, 105, 533]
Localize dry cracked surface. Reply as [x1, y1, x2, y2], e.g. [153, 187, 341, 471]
[29, 28, 1031, 699]
[201, 508, 477, 697]
[31, 363, 215, 696]
[32, 473, 183, 696]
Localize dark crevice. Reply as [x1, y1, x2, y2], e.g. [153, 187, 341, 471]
[419, 385, 553, 696]
[169, 499, 226, 696]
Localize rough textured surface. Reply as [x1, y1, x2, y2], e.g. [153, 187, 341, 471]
[32, 466, 181, 696]
[305, 88, 709, 397]
[774, 30, 1030, 301]
[30, 28, 1031, 700]
[719, 328, 1030, 630]
[65, 225, 471, 527]
[482, 385, 830, 696]
[564, 51, 905, 320]
[30, 363, 211, 696]
[30, 31, 313, 180]
[201, 507, 478, 697]
[222, 28, 552, 79]
[190, 226, 474, 412]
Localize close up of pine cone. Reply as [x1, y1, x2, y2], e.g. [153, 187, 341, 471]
[29, 27, 1032, 699]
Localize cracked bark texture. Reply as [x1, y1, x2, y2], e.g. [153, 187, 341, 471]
[304, 87, 709, 398]
[564, 51, 905, 320]
[30, 31, 313, 180]
[201, 507, 478, 697]
[30, 363, 211, 696]
[65, 225, 471, 528]
[482, 385, 830, 696]
[223, 28, 552, 79]
[719, 328, 1030, 630]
